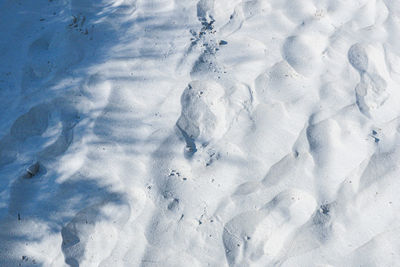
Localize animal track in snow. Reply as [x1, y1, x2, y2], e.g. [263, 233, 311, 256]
[223, 189, 316, 266]
[348, 43, 389, 118]
[176, 80, 227, 156]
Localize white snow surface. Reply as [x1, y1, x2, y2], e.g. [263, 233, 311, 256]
[1, 0, 400, 266]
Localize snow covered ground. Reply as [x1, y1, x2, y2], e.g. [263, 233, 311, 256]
[1, 0, 400, 266]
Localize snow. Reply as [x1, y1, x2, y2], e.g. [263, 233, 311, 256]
[1, 0, 400, 266]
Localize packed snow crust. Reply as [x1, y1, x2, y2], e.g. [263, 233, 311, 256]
[1, 0, 400, 266]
